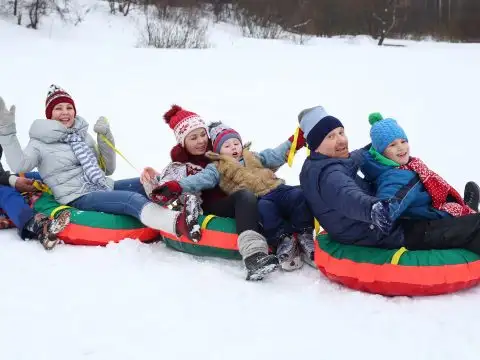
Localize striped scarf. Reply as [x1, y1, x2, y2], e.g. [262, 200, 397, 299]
[63, 131, 110, 191]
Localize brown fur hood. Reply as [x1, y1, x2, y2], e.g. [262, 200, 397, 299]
[205, 148, 284, 197]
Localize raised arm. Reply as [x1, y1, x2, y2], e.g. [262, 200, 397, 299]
[0, 98, 40, 173]
[256, 140, 291, 169]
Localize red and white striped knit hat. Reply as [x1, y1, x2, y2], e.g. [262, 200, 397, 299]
[45, 84, 76, 119]
[163, 105, 208, 146]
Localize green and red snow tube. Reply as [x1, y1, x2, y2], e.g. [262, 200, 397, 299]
[31, 193, 480, 296]
[314, 232, 480, 296]
[33, 193, 160, 246]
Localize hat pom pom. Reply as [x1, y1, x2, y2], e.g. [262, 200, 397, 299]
[368, 112, 383, 126]
[47, 84, 63, 98]
[208, 121, 223, 132]
[164, 104, 183, 123]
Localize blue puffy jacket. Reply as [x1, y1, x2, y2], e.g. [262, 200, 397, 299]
[358, 149, 449, 221]
[300, 150, 405, 248]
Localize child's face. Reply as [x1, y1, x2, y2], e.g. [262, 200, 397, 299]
[383, 139, 410, 165]
[220, 138, 242, 160]
[50, 102, 75, 128]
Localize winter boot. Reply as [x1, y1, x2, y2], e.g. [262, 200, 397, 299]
[238, 230, 279, 281]
[24, 211, 71, 250]
[175, 205, 201, 242]
[244, 252, 279, 281]
[297, 229, 315, 261]
[140, 202, 201, 241]
[464, 181, 480, 212]
[0, 216, 13, 229]
[300, 251, 317, 269]
[276, 234, 303, 271]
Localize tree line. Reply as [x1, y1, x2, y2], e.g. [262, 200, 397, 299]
[2, 0, 479, 42]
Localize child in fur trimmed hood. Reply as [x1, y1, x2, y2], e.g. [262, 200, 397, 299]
[155, 121, 315, 270]
[358, 113, 479, 225]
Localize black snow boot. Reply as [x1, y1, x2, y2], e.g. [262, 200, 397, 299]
[23, 211, 71, 250]
[464, 181, 480, 212]
[244, 252, 279, 281]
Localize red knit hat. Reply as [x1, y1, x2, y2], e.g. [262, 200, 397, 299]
[164, 105, 208, 146]
[45, 84, 76, 119]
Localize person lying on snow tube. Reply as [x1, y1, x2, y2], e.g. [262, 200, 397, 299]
[0, 126, 70, 250]
[358, 112, 478, 225]
[298, 105, 480, 255]
[140, 105, 306, 281]
[0, 85, 198, 242]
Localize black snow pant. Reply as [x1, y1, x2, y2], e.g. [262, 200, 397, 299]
[402, 213, 480, 255]
[201, 189, 260, 235]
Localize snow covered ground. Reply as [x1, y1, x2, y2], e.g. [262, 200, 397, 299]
[1, 2, 480, 359]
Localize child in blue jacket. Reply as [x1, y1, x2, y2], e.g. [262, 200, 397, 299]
[359, 113, 479, 223]
[154, 122, 314, 271]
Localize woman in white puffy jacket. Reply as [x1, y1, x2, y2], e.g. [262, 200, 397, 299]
[0, 85, 199, 241]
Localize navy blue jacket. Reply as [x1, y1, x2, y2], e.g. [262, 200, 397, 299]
[358, 150, 449, 221]
[300, 150, 404, 248]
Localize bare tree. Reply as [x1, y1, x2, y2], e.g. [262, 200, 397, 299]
[232, 0, 285, 39]
[108, 0, 116, 14]
[19, 0, 72, 30]
[139, 5, 210, 48]
[26, 0, 47, 29]
[118, 0, 134, 16]
[13, 0, 19, 15]
[372, 0, 397, 45]
[289, 19, 312, 44]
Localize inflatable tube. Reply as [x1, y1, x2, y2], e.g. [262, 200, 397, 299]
[159, 215, 242, 260]
[315, 232, 480, 296]
[33, 193, 160, 246]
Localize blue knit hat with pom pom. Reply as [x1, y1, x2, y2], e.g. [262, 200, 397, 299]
[369, 112, 408, 154]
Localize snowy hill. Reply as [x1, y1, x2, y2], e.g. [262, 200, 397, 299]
[1, 3, 480, 359]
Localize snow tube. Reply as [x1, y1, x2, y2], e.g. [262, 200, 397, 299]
[315, 232, 480, 296]
[159, 215, 242, 260]
[32, 193, 160, 246]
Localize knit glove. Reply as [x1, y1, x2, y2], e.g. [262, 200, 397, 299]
[93, 116, 111, 136]
[0, 97, 16, 136]
[151, 181, 183, 205]
[288, 128, 306, 151]
[94, 116, 115, 174]
[371, 200, 393, 234]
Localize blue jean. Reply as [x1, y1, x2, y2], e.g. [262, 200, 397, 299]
[68, 177, 149, 219]
[258, 184, 314, 247]
[0, 185, 35, 238]
[114, 177, 147, 196]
